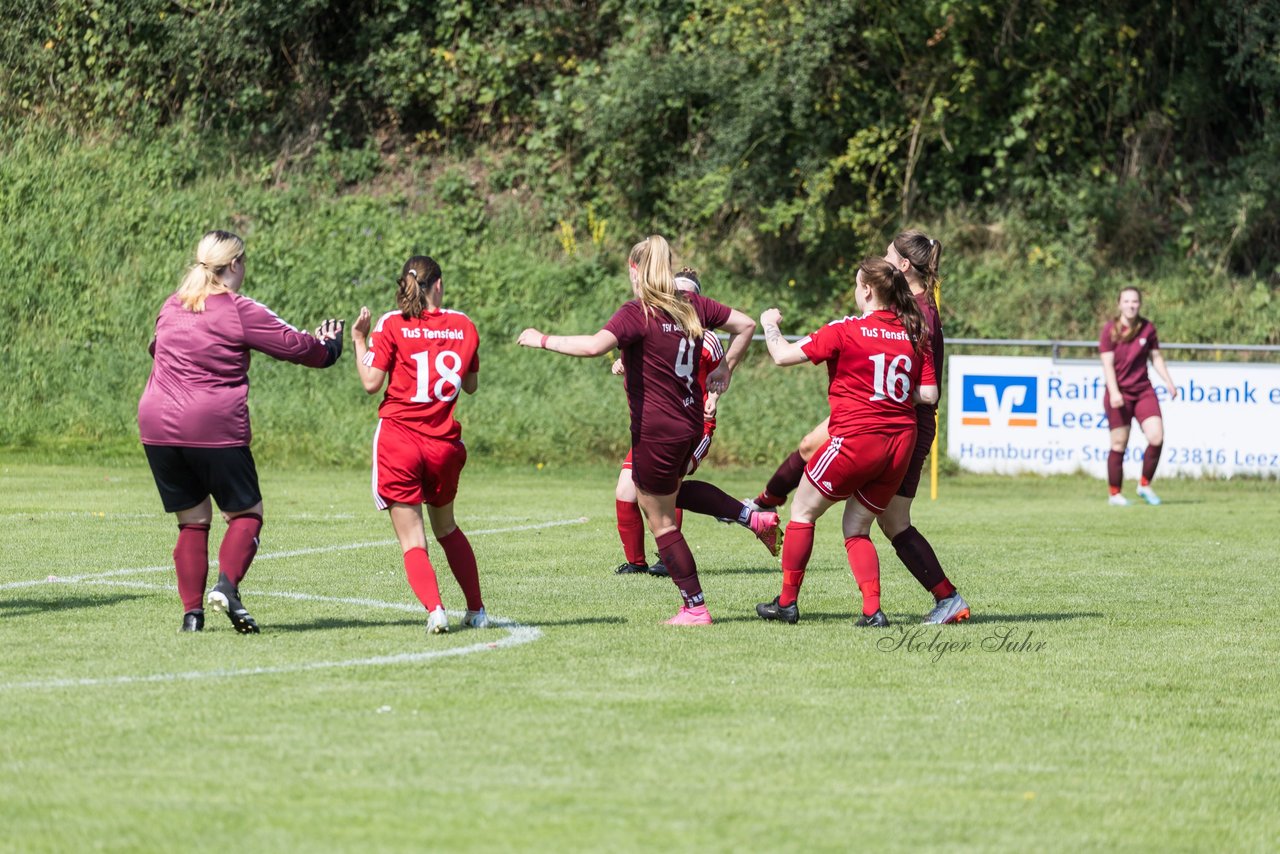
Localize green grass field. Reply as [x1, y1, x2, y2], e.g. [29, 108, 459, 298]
[1, 460, 1277, 852]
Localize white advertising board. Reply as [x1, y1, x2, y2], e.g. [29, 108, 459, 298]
[947, 355, 1280, 478]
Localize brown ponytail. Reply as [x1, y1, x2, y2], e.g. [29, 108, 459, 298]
[397, 255, 442, 318]
[892, 229, 942, 311]
[860, 256, 930, 354]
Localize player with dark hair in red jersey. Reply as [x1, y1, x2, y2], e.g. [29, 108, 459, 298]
[755, 256, 938, 627]
[139, 230, 344, 633]
[352, 255, 486, 635]
[1100, 286, 1177, 506]
[747, 230, 970, 624]
[611, 267, 724, 578]
[519, 235, 771, 625]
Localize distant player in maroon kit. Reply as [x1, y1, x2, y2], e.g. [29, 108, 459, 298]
[139, 230, 344, 633]
[612, 268, 724, 577]
[1100, 286, 1178, 506]
[352, 255, 486, 635]
[518, 235, 768, 625]
[755, 256, 938, 627]
[748, 231, 969, 624]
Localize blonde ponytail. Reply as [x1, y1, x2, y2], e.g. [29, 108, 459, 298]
[176, 230, 243, 312]
[629, 235, 702, 340]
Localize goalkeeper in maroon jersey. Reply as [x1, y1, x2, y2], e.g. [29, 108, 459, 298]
[138, 230, 344, 633]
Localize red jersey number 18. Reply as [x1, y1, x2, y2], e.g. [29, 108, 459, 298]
[869, 353, 913, 403]
[410, 349, 464, 402]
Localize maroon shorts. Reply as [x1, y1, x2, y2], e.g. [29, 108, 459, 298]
[623, 420, 716, 477]
[372, 418, 467, 509]
[805, 428, 916, 513]
[1105, 386, 1162, 430]
[630, 433, 702, 496]
[895, 409, 937, 499]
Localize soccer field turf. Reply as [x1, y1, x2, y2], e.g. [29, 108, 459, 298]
[1, 460, 1277, 851]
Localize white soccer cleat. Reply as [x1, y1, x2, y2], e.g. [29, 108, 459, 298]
[1108, 493, 1131, 507]
[462, 607, 489, 629]
[426, 606, 449, 634]
[1136, 484, 1162, 506]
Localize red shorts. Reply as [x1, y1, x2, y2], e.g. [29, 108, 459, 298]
[622, 420, 716, 477]
[895, 409, 937, 499]
[630, 433, 702, 496]
[372, 418, 467, 509]
[1105, 386, 1162, 430]
[805, 428, 916, 513]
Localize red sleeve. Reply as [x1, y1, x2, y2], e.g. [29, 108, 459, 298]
[235, 296, 329, 367]
[799, 321, 841, 364]
[468, 320, 480, 373]
[367, 312, 397, 373]
[603, 301, 646, 347]
[919, 347, 936, 387]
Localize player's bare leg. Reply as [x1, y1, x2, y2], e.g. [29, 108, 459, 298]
[751, 418, 830, 510]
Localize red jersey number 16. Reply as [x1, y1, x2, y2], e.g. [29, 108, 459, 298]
[410, 349, 465, 402]
[869, 353, 913, 403]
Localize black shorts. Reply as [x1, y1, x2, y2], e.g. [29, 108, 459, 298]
[143, 445, 262, 514]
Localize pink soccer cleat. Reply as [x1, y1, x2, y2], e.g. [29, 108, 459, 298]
[749, 510, 782, 557]
[665, 604, 713, 626]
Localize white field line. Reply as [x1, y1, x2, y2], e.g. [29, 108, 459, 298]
[0, 517, 589, 690]
[0, 516, 590, 589]
[0, 581, 544, 691]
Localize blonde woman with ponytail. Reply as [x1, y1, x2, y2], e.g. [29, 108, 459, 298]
[519, 235, 769, 625]
[138, 230, 345, 634]
[351, 256, 486, 635]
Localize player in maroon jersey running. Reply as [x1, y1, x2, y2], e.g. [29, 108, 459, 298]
[612, 268, 724, 577]
[755, 256, 938, 627]
[1100, 286, 1178, 506]
[518, 235, 771, 625]
[351, 256, 487, 635]
[139, 230, 344, 633]
[746, 231, 969, 624]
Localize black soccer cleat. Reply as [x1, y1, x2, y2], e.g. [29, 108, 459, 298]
[756, 597, 799, 624]
[614, 561, 651, 575]
[207, 573, 260, 634]
[647, 561, 669, 578]
[854, 609, 890, 628]
[180, 609, 204, 633]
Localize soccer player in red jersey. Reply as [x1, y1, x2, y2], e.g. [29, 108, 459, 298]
[139, 230, 344, 633]
[748, 231, 969, 624]
[755, 256, 938, 627]
[518, 235, 764, 625]
[612, 268, 724, 577]
[1100, 286, 1178, 506]
[352, 256, 486, 635]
